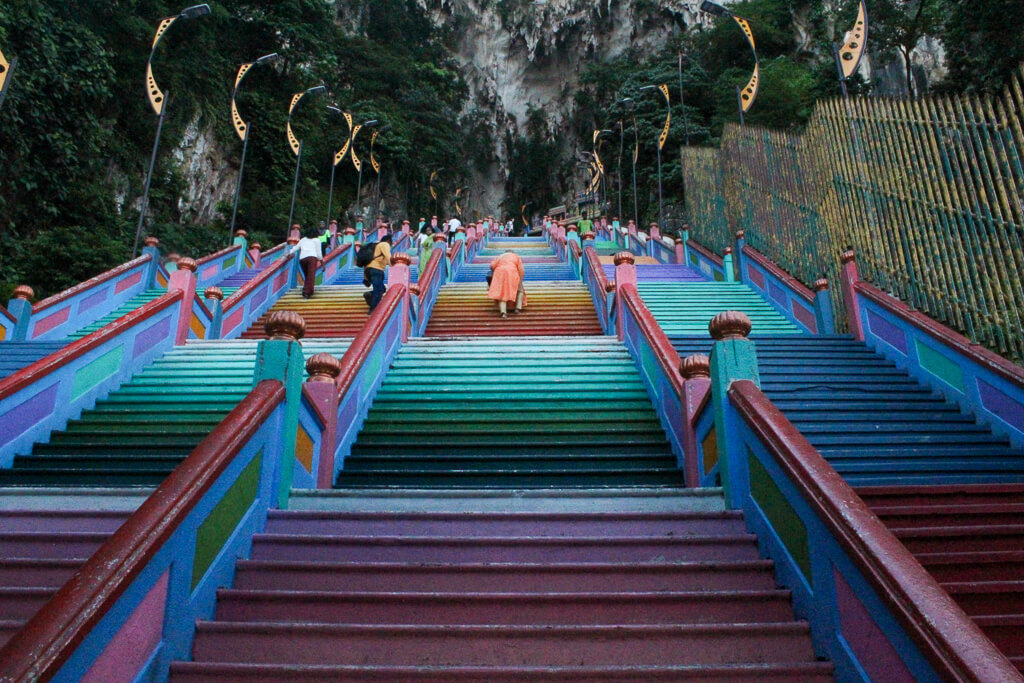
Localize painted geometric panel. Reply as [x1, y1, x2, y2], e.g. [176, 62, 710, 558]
[296, 424, 314, 473]
[748, 449, 811, 581]
[915, 340, 964, 392]
[71, 346, 124, 401]
[192, 452, 261, 590]
[835, 568, 915, 682]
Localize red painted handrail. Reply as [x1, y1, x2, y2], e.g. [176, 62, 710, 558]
[417, 249, 444, 308]
[260, 242, 288, 259]
[195, 244, 243, 267]
[583, 246, 611, 295]
[32, 255, 152, 314]
[742, 245, 815, 303]
[221, 253, 293, 315]
[335, 285, 404, 399]
[687, 239, 723, 267]
[0, 304, 15, 325]
[856, 281, 1024, 388]
[620, 284, 685, 397]
[729, 379, 1021, 682]
[0, 290, 184, 402]
[569, 241, 582, 260]
[0, 379, 286, 682]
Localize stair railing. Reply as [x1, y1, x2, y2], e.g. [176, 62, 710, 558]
[0, 285, 189, 485]
[0, 378, 290, 683]
[691, 312, 1022, 681]
[581, 246, 614, 335]
[413, 246, 446, 336]
[0, 304, 16, 340]
[192, 242, 246, 291]
[217, 251, 296, 339]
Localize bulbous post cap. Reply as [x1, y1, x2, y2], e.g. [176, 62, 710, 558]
[12, 285, 34, 301]
[167, 253, 181, 263]
[723, 247, 733, 256]
[709, 311, 753, 341]
[567, 225, 580, 233]
[735, 230, 745, 240]
[306, 352, 341, 383]
[409, 284, 421, 296]
[582, 231, 596, 240]
[613, 251, 635, 266]
[344, 227, 357, 236]
[674, 237, 684, 245]
[680, 354, 711, 380]
[390, 253, 412, 267]
[250, 242, 262, 252]
[813, 278, 829, 292]
[204, 286, 224, 301]
[432, 234, 447, 243]
[234, 229, 248, 238]
[143, 236, 160, 248]
[287, 236, 300, 245]
[265, 310, 306, 341]
[841, 250, 856, 264]
[456, 226, 466, 233]
[604, 281, 616, 293]
[177, 257, 198, 273]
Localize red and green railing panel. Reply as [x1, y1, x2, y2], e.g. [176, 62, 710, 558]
[581, 245, 615, 336]
[0, 379, 289, 683]
[842, 254, 1024, 449]
[192, 241, 247, 291]
[298, 284, 408, 489]
[413, 247, 446, 336]
[690, 319, 1020, 680]
[0, 304, 16, 341]
[216, 253, 297, 340]
[0, 288, 187, 467]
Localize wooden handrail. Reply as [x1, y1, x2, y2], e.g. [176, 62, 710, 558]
[32, 255, 152, 313]
[619, 284, 685, 396]
[0, 379, 286, 682]
[336, 286, 404, 399]
[856, 281, 1024, 388]
[221, 253, 293, 315]
[729, 380, 1022, 682]
[0, 290, 184, 402]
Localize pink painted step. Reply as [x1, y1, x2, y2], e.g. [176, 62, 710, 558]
[232, 559, 778, 593]
[190, 622, 816, 667]
[249, 534, 762, 563]
[171, 661, 835, 682]
[263, 510, 746, 537]
[0, 510, 130, 533]
[213, 589, 796, 625]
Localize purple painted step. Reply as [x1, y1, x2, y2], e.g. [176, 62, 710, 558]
[170, 662, 836, 682]
[177, 498, 831, 680]
[0, 509, 129, 648]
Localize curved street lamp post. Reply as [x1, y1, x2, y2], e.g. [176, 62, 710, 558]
[229, 52, 279, 243]
[700, 1, 759, 125]
[325, 106, 353, 231]
[285, 85, 327, 234]
[639, 84, 670, 228]
[0, 46, 18, 112]
[133, 3, 211, 257]
[352, 119, 378, 225]
[617, 98, 640, 228]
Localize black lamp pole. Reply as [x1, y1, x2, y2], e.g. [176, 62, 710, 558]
[229, 52, 279, 243]
[286, 85, 327, 234]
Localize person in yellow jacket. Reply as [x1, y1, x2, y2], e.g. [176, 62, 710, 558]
[365, 233, 392, 312]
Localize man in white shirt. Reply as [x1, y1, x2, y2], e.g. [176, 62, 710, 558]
[296, 225, 324, 299]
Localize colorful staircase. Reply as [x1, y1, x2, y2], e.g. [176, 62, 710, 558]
[240, 287, 378, 339]
[66, 289, 164, 340]
[0, 339, 351, 487]
[639, 283, 803, 336]
[338, 337, 682, 488]
[173, 490, 832, 681]
[0, 342, 67, 379]
[605, 263, 707, 283]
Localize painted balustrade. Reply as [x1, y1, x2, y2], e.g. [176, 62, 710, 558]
[217, 252, 296, 340]
[647, 235, 676, 264]
[299, 285, 407, 488]
[581, 246, 614, 335]
[841, 251, 1024, 449]
[413, 245, 446, 337]
[447, 237, 466, 281]
[0, 264, 199, 466]
[192, 242, 246, 291]
[0, 305, 16, 341]
[0, 377, 291, 683]
[7, 250, 161, 342]
[568, 240, 583, 279]
[685, 311, 1021, 680]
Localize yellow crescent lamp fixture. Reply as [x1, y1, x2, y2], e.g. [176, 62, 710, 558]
[285, 85, 327, 233]
[700, 1, 759, 122]
[229, 52, 280, 240]
[0, 46, 17, 111]
[833, 1, 869, 97]
[639, 84, 670, 228]
[353, 120, 378, 220]
[134, 3, 211, 259]
[325, 105, 350, 230]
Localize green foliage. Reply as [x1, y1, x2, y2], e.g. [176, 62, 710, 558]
[0, 0, 473, 299]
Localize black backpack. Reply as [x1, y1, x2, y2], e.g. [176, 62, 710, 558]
[355, 242, 377, 267]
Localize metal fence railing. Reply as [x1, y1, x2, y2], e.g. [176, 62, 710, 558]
[682, 65, 1024, 361]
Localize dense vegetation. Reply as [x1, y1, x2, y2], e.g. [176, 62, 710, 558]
[567, 0, 1024, 228]
[0, 0, 473, 299]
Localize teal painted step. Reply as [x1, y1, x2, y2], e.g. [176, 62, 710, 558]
[0, 339, 351, 487]
[637, 283, 804, 336]
[339, 337, 683, 489]
[66, 290, 165, 340]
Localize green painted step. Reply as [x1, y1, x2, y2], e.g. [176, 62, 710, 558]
[637, 283, 804, 336]
[0, 339, 351, 488]
[339, 337, 683, 489]
[66, 290, 165, 340]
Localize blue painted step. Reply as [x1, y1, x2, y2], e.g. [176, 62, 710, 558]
[0, 342, 68, 379]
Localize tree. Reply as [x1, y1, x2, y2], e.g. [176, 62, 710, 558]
[869, 0, 947, 97]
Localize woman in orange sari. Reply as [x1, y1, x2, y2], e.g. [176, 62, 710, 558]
[488, 250, 526, 318]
